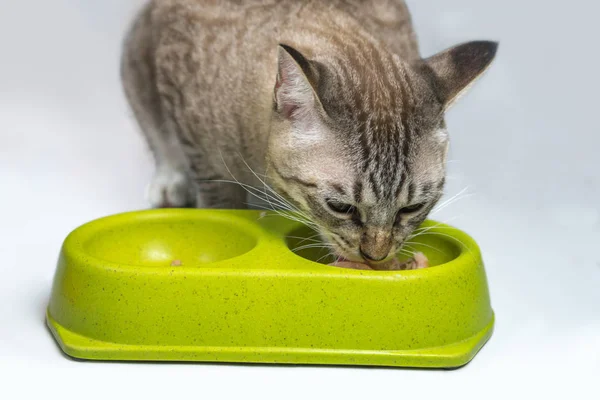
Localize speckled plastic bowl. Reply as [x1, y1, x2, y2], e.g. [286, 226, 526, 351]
[46, 209, 493, 368]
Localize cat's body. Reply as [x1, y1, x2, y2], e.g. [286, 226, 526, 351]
[122, 0, 419, 207]
[122, 0, 497, 269]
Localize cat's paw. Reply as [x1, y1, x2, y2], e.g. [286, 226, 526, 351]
[146, 167, 194, 208]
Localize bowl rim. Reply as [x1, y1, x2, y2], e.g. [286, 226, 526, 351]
[62, 209, 482, 277]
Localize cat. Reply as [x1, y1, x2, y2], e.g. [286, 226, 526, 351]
[121, 0, 497, 270]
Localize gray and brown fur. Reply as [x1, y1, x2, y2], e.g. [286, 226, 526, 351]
[121, 0, 497, 269]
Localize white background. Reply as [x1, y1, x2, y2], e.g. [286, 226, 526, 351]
[1, 0, 598, 398]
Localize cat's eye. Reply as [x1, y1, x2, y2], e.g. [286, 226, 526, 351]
[395, 203, 426, 225]
[399, 203, 425, 214]
[326, 200, 356, 215]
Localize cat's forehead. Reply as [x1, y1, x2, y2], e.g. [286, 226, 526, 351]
[327, 124, 447, 207]
[351, 164, 445, 206]
[320, 56, 441, 124]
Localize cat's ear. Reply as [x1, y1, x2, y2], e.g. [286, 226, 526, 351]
[274, 44, 320, 120]
[420, 41, 498, 109]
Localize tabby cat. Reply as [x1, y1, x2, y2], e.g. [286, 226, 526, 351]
[121, 0, 497, 269]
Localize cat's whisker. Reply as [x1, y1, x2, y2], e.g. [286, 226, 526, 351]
[244, 202, 274, 211]
[274, 209, 322, 231]
[236, 153, 300, 210]
[396, 248, 415, 258]
[409, 225, 458, 241]
[401, 243, 418, 252]
[411, 231, 473, 255]
[233, 153, 330, 234]
[286, 234, 322, 245]
[413, 220, 458, 232]
[207, 164, 291, 211]
[276, 205, 322, 231]
[404, 240, 448, 256]
[409, 218, 459, 238]
[238, 181, 295, 211]
[289, 233, 327, 246]
[276, 210, 321, 230]
[291, 241, 326, 249]
[292, 244, 329, 252]
[245, 202, 294, 217]
[292, 244, 331, 253]
[431, 186, 471, 215]
[249, 193, 294, 211]
[431, 193, 472, 216]
[286, 234, 321, 241]
[398, 248, 416, 257]
[215, 150, 289, 209]
[212, 153, 317, 230]
[316, 249, 336, 264]
[245, 205, 319, 230]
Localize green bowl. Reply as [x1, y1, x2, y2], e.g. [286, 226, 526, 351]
[47, 209, 494, 368]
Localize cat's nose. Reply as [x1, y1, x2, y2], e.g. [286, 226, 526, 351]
[360, 229, 393, 263]
[359, 248, 387, 262]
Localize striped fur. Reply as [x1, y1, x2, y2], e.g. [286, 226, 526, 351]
[122, 0, 497, 268]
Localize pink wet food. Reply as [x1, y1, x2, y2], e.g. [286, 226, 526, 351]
[329, 252, 429, 271]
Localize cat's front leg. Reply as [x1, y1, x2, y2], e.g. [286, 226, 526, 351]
[194, 180, 248, 209]
[146, 165, 196, 208]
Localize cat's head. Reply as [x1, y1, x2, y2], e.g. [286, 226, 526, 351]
[266, 41, 497, 269]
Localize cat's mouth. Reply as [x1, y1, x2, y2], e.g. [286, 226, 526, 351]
[332, 254, 397, 270]
[324, 234, 399, 270]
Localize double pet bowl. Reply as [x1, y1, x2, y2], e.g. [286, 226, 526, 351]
[47, 209, 494, 368]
